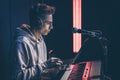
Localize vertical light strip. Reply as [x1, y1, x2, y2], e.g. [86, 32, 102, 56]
[73, 0, 82, 53]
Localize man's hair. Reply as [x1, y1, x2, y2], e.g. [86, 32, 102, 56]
[29, 3, 55, 29]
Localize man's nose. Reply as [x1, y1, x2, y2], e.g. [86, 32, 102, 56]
[49, 24, 53, 30]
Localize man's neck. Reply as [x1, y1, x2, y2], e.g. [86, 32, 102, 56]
[31, 29, 42, 40]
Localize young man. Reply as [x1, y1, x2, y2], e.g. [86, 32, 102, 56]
[9, 3, 63, 80]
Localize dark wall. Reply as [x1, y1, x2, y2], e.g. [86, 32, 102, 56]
[82, 0, 120, 79]
[0, 0, 34, 79]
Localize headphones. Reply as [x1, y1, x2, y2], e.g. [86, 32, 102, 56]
[29, 4, 45, 29]
[29, 3, 54, 29]
[35, 17, 44, 29]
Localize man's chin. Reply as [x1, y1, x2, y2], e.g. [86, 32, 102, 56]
[42, 32, 49, 35]
[42, 31, 50, 35]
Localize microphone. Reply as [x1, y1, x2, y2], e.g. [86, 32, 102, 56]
[72, 27, 102, 37]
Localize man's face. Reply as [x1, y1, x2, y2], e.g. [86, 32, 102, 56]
[40, 15, 53, 35]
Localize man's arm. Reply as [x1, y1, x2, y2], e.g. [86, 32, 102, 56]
[12, 42, 42, 80]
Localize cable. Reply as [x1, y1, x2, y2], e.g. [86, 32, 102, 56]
[103, 74, 112, 80]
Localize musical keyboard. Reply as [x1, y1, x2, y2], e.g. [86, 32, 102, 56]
[60, 61, 101, 80]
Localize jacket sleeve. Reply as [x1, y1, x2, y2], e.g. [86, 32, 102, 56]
[12, 41, 43, 80]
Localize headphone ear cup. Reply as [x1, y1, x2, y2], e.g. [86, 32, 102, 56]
[36, 17, 43, 29]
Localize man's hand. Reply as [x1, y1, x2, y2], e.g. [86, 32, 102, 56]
[44, 57, 63, 69]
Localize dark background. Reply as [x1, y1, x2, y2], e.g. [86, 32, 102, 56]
[0, 0, 119, 80]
